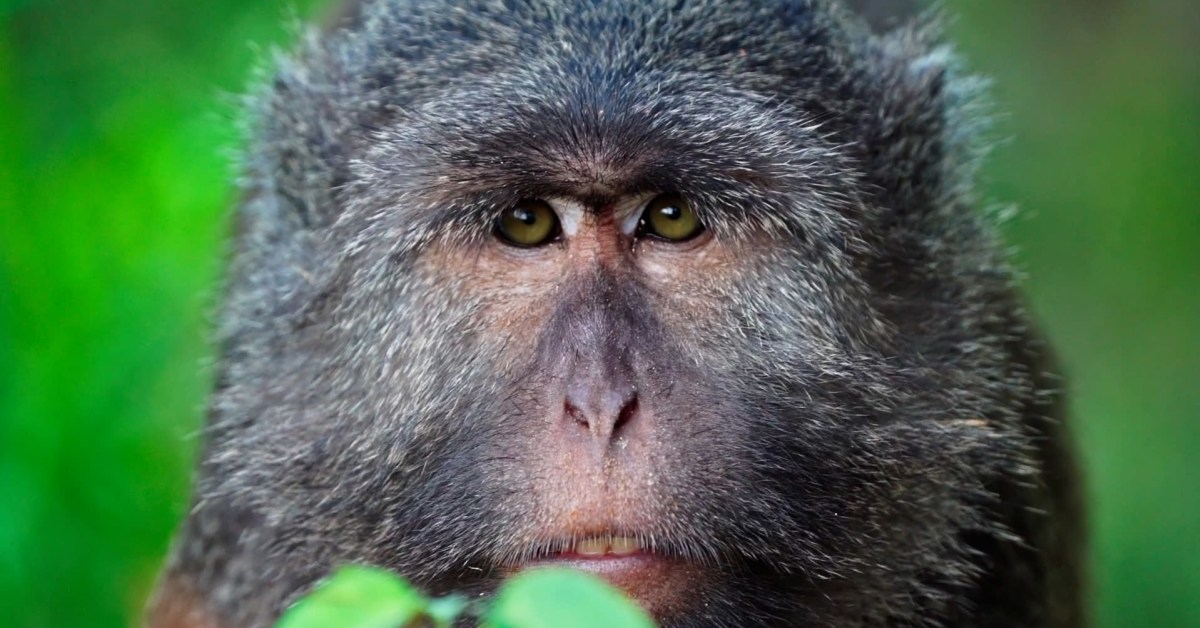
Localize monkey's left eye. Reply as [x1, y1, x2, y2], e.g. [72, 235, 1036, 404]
[637, 193, 704, 242]
[495, 199, 561, 247]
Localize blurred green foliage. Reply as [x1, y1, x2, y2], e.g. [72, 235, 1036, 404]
[275, 566, 451, 628]
[0, 1, 1196, 626]
[484, 568, 654, 628]
[274, 565, 652, 628]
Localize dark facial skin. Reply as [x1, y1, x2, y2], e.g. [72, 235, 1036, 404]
[149, 2, 1085, 627]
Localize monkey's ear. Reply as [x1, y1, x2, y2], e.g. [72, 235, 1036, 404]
[242, 42, 358, 234]
[858, 21, 987, 221]
[218, 41, 364, 337]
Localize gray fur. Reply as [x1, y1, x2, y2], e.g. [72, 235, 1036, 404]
[156, 1, 1086, 626]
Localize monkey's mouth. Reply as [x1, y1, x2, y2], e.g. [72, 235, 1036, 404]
[515, 534, 706, 618]
[556, 534, 644, 558]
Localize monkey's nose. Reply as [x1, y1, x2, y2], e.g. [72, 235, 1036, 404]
[564, 378, 639, 448]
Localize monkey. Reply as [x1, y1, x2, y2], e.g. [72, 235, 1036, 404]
[147, 0, 1086, 626]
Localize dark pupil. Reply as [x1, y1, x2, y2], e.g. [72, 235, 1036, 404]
[658, 204, 682, 220]
[513, 207, 538, 225]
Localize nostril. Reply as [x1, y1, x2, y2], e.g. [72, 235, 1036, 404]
[564, 399, 589, 429]
[562, 385, 639, 444]
[613, 395, 638, 438]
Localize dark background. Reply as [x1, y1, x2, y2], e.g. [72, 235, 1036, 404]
[1, 0, 1196, 626]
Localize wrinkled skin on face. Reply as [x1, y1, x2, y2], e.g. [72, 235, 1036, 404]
[149, 1, 1085, 627]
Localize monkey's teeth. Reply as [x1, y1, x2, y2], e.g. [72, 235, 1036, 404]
[575, 537, 609, 556]
[572, 536, 641, 557]
[608, 536, 640, 556]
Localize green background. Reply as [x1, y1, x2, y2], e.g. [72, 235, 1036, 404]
[1, 0, 1196, 626]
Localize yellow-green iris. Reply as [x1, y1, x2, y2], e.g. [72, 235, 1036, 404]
[639, 193, 703, 242]
[495, 199, 560, 247]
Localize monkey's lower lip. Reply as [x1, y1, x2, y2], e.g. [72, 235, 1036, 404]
[522, 552, 705, 618]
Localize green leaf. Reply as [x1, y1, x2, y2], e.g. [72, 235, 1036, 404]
[426, 594, 469, 626]
[276, 566, 428, 628]
[484, 568, 656, 628]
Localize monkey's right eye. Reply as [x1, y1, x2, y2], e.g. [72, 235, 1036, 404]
[494, 199, 561, 247]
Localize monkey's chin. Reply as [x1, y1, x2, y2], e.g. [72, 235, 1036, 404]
[522, 553, 706, 620]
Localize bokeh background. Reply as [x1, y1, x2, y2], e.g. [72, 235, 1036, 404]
[1, 0, 1196, 626]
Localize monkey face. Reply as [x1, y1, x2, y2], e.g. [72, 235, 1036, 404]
[172, 2, 1075, 626]
[207, 81, 994, 626]
[428, 192, 726, 616]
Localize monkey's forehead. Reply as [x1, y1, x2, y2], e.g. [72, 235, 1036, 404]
[362, 80, 846, 199]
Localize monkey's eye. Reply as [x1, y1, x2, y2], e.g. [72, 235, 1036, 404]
[495, 199, 561, 247]
[637, 193, 703, 242]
